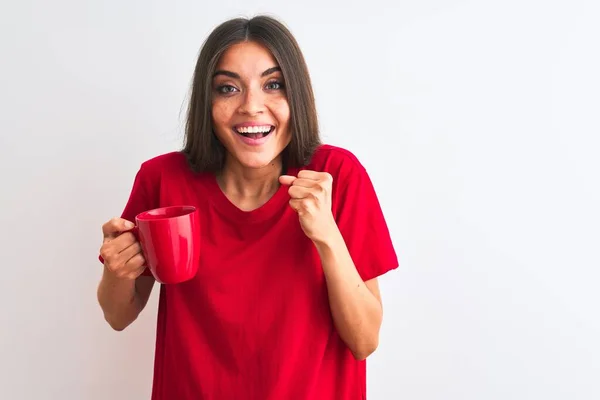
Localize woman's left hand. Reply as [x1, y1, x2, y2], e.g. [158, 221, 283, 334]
[279, 170, 337, 243]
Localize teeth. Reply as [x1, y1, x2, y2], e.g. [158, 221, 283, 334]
[236, 125, 272, 134]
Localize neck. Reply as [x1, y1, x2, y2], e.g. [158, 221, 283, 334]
[216, 155, 284, 209]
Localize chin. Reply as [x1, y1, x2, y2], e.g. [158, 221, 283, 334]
[237, 153, 281, 169]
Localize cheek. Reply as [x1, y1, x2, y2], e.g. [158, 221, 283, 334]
[211, 101, 232, 126]
[271, 99, 291, 128]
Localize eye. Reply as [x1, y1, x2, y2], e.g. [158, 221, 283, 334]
[215, 84, 239, 95]
[265, 80, 285, 91]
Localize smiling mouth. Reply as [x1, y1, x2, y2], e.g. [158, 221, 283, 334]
[234, 125, 274, 139]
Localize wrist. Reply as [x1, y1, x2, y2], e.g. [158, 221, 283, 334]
[102, 265, 137, 284]
[312, 223, 343, 254]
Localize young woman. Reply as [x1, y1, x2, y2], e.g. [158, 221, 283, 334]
[97, 15, 398, 400]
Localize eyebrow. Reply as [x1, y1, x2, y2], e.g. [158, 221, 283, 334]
[213, 66, 281, 79]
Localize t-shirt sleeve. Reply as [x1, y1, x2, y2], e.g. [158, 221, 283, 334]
[99, 163, 158, 277]
[333, 159, 398, 282]
[123, 164, 159, 277]
[120, 165, 156, 224]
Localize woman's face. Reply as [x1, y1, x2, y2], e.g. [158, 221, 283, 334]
[211, 41, 291, 170]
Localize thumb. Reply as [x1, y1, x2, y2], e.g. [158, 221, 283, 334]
[103, 217, 135, 239]
[279, 175, 296, 186]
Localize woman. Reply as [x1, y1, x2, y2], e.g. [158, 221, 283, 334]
[97, 15, 398, 400]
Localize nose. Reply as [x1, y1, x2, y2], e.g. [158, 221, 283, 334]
[237, 86, 265, 116]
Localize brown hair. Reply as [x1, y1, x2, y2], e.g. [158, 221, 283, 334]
[182, 15, 321, 173]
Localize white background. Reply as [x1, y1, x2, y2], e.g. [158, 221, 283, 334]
[1, 0, 598, 399]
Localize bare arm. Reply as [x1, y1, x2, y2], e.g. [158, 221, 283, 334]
[314, 229, 383, 360]
[279, 171, 385, 360]
[97, 273, 155, 331]
[97, 217, 155, 331]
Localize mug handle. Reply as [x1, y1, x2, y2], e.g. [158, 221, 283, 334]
[98, 226, 138, 264]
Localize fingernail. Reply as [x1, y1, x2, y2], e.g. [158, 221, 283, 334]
[125, 221, 134, 229]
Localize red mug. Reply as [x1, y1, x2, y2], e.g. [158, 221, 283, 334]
[99, 205, 201, 284]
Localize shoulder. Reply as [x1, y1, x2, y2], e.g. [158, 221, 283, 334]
[130, 151, 197, 192]
[307, 144, 366, 178]
[139, 151, 188, 172]
[135, 151, 193, 181]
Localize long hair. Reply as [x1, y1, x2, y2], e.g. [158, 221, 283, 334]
[182, 15, 321, 172]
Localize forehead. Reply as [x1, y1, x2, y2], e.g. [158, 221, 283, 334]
[215, 41, 280, 77]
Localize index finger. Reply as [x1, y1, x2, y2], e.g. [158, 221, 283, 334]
[298, 170, 332, 182]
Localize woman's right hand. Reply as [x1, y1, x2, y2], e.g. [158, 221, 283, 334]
[99, 218, 146, 280]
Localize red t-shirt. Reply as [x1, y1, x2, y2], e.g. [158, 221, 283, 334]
[117, 144, 398, 400]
